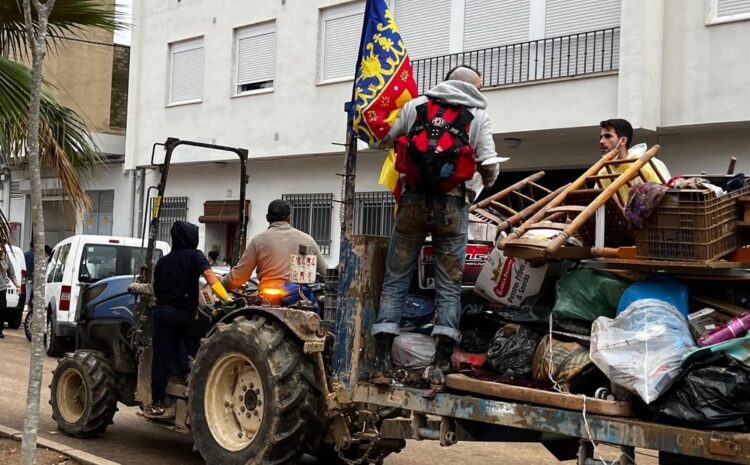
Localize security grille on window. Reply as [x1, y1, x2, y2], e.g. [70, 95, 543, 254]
[169, 37, 204, 104]
[83, 190, 114, 236]
[282, 193, 333, 255]
[354, 192, 395, 237]
[319, 2, 363, 81]
[235, 22, 276, 94]
[147, 196, 188, 245]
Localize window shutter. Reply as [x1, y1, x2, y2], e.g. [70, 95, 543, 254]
[545, 0, 621, 37]
[718, 0, 750, 17]
[237, 25, 276, 88]
[463, 0, 530, 51]
[321, 9, 363, 81]
[393, 0, 451, 60]
[170, 39, 203, 103]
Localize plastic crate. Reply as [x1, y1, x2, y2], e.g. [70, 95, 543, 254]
[635, 184, 750, 261]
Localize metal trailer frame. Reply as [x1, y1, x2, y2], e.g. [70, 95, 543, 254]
[331, 117, 750, 464]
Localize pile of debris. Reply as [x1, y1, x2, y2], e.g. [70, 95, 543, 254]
[393, 146, 750, 430]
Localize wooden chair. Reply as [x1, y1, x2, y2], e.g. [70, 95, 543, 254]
[469, 171, 566, 236]
[499, 145, 664, 260]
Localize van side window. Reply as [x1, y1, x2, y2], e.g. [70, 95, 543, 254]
[52, 244, 71, 282]
[46, 246, 62, 284]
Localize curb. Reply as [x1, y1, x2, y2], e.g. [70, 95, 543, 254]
[0, 424, 122, 465]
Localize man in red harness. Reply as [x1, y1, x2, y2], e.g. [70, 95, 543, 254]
[371, 65, 501, 389]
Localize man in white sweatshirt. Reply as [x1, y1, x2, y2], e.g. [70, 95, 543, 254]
[371, 65, 501, 389]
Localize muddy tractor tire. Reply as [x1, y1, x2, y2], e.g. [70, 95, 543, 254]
[50, 351, 119, 437]
[188, 315, 322, 465]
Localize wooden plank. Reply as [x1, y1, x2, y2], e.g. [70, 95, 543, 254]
[547, 205, 586, 214]
[446, 374, 633, 418]
[526, 222, 570, 231]
[691, 295, 747, 317]
[596, 257, 743, 269]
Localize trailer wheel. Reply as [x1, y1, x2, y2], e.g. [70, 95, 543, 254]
[50, 351, 119, 437]
[189, 316, 322, 465]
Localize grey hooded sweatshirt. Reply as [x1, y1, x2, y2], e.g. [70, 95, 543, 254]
[379, 80, 500, 202]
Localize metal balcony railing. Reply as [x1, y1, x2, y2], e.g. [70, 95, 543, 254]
[411, 27, 620, 92]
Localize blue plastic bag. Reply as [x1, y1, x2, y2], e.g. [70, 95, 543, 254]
[617, 276, 688, 316]
[400, 294, 435, 329]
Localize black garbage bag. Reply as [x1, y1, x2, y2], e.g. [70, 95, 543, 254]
[490, 282, 557, 329]
[486, 324, 543, 378]
[652, 354, 750, 430]
[459, 309, 505, 354]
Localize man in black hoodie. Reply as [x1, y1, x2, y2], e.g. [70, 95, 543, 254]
[148, 221, 230, 417]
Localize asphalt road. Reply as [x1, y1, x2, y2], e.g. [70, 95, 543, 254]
[0, 328, 658, 465]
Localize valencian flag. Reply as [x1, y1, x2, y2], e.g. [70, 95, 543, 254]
[351, 0, 417, 200]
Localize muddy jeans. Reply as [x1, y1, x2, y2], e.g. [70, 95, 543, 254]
[372, 191, 468, 342]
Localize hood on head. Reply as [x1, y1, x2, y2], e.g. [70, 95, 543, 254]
[425, 80, 487, 110]
[170, 221, 199, 250]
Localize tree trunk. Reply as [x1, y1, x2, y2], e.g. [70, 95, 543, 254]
[21, 1, 56, 464]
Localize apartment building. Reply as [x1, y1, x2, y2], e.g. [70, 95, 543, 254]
[126, 0, 750, 263]
[5, 3, 133, 247]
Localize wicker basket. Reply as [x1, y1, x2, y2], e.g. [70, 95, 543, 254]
[635, 184, 750, 261]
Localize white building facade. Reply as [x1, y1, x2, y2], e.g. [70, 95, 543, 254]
[126, 0, 750, 263]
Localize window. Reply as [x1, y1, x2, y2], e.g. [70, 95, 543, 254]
[354, 192, 395, 237]
[169, 37, 204, 104]
[282, 193, 333, 255]
[83, 190, 114, 236]
[48, 244, 70, 283]
[463, 0, 530, 50]
[147, 196, 188, 245]
[393, 0, 451, 59]
[79, 244, 164, 283]
[319, 2, 363, 82]
[708, 0, 750, 24]
[235, 22, 276, 94]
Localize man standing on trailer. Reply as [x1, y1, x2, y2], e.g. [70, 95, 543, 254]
[370, 65, 502, 390]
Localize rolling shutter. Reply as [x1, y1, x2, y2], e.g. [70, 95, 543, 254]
[718, 0, 750, 17]
[321, 3, 364, 81]
[545, 0, 621, 37]
[169, 38, 203, 103]
[393, 0, 451, 60]
[237, 23, 276, 89]
[463, 0, 530, 51]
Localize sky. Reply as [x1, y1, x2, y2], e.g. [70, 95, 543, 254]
[114, 1, 132, 46]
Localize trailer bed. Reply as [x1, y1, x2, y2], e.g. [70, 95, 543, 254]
[352, 382, 750, 464]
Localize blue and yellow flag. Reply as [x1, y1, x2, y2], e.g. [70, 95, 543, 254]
[351, 0, 417, 199]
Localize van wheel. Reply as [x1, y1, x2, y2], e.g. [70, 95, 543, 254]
[50, 351, 119, 437]
[46, 316, 67, 357]
[188, 316, 322, 465]
[24, 309, 32, 341]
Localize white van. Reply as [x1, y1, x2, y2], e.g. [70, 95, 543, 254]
[3, 245, 27, 329]
[45, 235, 169, 356]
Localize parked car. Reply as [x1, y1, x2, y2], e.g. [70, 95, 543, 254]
[44, 236, 169, 356]
[3, 245, 27, 330]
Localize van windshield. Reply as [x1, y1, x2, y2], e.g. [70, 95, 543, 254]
[78, 244, 163, 283]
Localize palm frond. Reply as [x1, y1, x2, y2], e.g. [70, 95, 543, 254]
[0, 0, 126, 58]
[0, 56, 99, 213]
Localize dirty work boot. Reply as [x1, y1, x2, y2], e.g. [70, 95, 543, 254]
[370, 334, 394, 386]
[427, 335, 455, 391]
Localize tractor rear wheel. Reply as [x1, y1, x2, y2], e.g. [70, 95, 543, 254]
[188, 315, 322, 465]
[50, 350, 119, 437]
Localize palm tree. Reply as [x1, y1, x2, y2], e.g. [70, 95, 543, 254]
[0, 0, 122, 214]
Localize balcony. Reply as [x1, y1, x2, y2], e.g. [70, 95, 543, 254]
[411, 27, 620, 92]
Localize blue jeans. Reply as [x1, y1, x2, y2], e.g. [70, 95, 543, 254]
[372, 191, 468, 342]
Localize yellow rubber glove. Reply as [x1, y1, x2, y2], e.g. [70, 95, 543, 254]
[210, 281, 230, 302]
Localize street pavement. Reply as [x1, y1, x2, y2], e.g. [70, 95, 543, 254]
[0, 328, 657, 465]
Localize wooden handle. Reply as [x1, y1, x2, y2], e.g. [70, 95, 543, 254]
[728, 157, 737, 175]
